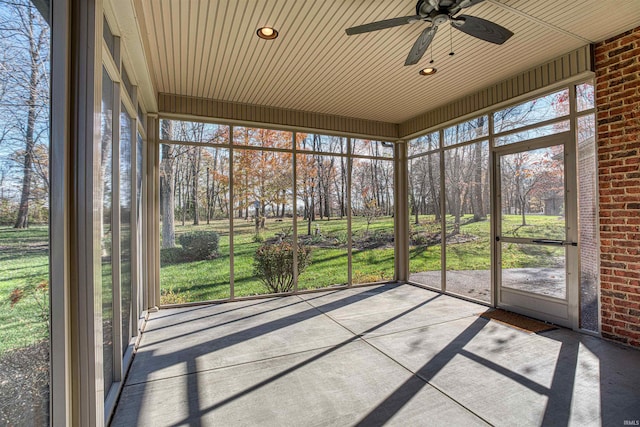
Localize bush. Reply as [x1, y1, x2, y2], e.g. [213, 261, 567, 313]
[160, 247, 186, 264]
[178, 231, 219, 261]
[9, 279, 49, 327]
[253, 241, 311, 293]
[160, 287, 192, 305]
[331, 230, 348, 245]
[410, 232, 440, 247]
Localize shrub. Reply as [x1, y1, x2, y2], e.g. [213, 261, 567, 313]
[332, 230, 348, 245]
[9, 279, 49, 327]
[178, 231, 219, 261]
[353, 271, 387, 284]
[160, 287, 192, 305]
[160, 247, 186, 264]
[411, 233, 430, 246]
[253, 241, 311, 293]
[410, 232, 440, 247]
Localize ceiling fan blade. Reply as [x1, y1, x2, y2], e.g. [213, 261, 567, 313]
[452, 15, 513, 44]
[450, 0, 485, 15]
[405, 25, 438, 66]
[345, 15, 420, 35]
[456, 0, 485, 9]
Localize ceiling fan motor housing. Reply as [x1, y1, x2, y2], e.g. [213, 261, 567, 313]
[417, 0, 458, 17]
[432, 14, 449, 26]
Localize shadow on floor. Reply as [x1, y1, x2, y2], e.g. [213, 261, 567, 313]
[112, 284, 640, 426]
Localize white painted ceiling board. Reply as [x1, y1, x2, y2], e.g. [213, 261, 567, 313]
[131, 0, 640, 123]
[502, 0, 640, 42]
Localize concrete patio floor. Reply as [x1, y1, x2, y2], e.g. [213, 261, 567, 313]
[111, 284, 640, 426]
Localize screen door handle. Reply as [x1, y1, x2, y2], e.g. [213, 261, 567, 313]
[532, 239, 577, 247]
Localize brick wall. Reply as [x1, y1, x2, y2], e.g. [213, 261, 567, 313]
[594, 26, 640, 347]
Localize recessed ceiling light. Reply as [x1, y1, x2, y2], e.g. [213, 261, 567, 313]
[257, 27, 278, 40]
[419, 67, 437, 76]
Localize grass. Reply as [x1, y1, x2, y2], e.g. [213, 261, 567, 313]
[409, 213, 566, 273]
[160, 215, 395, 302]
[0, 212, 566, 352]
[0, 226, 49, 355]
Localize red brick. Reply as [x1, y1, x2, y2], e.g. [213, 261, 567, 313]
[602, 318, 627, 328]
[601, 324, 614, 333]
[613, 328, 640, 340]
[602, 332, 629, 344]
[618, 33, 640, 46]
[612, 254, 640, 263]
[614, 313, 638, 323]
[595, 27, 640, 348]
[612, 298, 640, 308]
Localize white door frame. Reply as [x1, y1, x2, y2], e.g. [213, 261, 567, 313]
[493, 131, 579, 329]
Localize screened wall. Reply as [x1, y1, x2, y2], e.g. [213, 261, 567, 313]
[407, 81, 598, 330]
[158, 121, 395, 303]
[0, 1, 51, 424]
[99, 15, 148, 416]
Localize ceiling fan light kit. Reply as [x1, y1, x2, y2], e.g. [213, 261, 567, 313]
[345, 0, 513, 67]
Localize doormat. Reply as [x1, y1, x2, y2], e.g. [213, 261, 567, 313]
[479, 309, 558, 334]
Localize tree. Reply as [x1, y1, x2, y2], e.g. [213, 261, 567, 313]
[362, 196, 382, 232]
[0, 1, 50, 228]
[297, 151, 317, 235]
[444, 144, 475, 233]
[501, 148, 563, 226]
[408, 152, 440, 225]
[160, 121, 176, 248]
[471, 118, 486, 221]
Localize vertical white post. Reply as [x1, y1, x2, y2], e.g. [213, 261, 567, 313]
[50, 0, 72, 423]
[394, 141, 409, 283]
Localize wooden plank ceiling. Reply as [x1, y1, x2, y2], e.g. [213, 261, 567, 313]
[136, 0, 640, 123]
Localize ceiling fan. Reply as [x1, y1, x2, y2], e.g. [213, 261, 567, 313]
[345, 0, 514, 66]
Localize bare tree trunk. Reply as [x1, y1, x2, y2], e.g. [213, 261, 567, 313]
[281, 190, 286, 218]
[14, 103, 36, 228]
[181, 164, 187, 226]
[340, 157, 346, 218]
[472, 142, 485, 221]
[427, 154, 440, 221]
[192, 147, 201, 225]
[409, 173, 419, 224]
[206, 167, 211, 224]
[160, 120, 176, 248]
[14, 8, 44, 229]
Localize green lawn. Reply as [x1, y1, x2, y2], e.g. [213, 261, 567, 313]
[0, 213, 566, 351]
[409, 213, 566, 273]
[0, 226, 49, 355]
[160, 215, 395, 302]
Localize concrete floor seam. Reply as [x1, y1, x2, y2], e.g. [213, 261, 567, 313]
[359, 313, 482, 340]
[413, 368, 496, 427]
[356, 322, 495, 426]
[358, 328, 497, 427]
[298, 295, 425, 379]
[122, 340, 364, 388]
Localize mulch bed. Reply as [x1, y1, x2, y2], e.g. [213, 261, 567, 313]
[0, 340, 49, 426]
